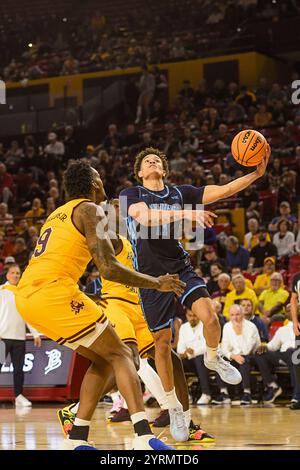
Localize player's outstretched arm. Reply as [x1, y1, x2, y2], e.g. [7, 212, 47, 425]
[128, 202, 216, 228]
[75, 202, 185, 295]
[202, 144, 270, 205]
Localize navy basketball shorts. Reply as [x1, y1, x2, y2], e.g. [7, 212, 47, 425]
[139, 265, 210, 332]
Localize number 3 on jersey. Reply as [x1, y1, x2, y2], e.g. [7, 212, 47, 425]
[34, 227, 53, 257]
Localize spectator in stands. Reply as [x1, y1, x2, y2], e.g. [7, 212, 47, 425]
[235, 86, 256, 110]
[26, 226, 38, 254]
[223, 101, 246, 124]
[169, 151, 187, 172]
[226, 236, 250, 271]
[45, 197, 56, 216]
[63, 125, 78, 161]
[177, 309, 212, 405]
[254, 104, 273, 128]
[0, 256, 15, 284]
[223, 274, 258, 318]
[44, 132, 65, 173]
[273, 219, 295, 258]
[61, 53, 79, 75]
[48, 187, 63, 208]
[221, 304, 261, 405]
[15, 219, 29, 240]
[102, 124, 120, 150]
[253, 256, 276, 295]
[244, 218, 260, 251]
[25, 198, 45, 231]
[3, 225, 17, 258]
[179, 127, 199, 153]
[206, 263, 224, 295]
[13, 237, 29, 271]
[248, 226, 277, 273]
[135, 65, 155, 124]
[240, 298, 269, 342]
[211, 273, 231, 312]
[258, 273, 289, 324]
[0, 203, 13, 229]
[229, 267, 254, 289]
[269, 201, 297, 232]
[0, 163, 14, 204]
[150, 100, 166, 124]
[179, 80, 194, 104]
[241, 184, 260, 220]
[267, 82, 287, 107]
[122, 124, 140, 148]
[256, 317, 299, 405]
[0, 264, 42, 407]
[200, 245, 226, 276]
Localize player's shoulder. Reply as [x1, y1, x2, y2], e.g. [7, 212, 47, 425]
[119, 186, 141, 197]
[75, 200, 105, 218]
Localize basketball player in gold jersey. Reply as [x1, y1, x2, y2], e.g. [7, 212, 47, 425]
[6, 160, 186, 450]
[57, 198, 214, 443]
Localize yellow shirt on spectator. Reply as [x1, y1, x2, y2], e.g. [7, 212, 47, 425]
[244, 232, 271, 250]
[254, 273, 271, 291]
[223, 287, 258, 317]
[258, 288, 289, 315]
[25, 208, 45, 231]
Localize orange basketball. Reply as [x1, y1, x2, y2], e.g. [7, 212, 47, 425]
[231, 129, 267, 167]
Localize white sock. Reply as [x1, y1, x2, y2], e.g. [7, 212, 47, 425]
[138, 358, 169, 410]
[206, 346, 218, 361]
[221, 388, 228, 394]
[73, 417, 90, 426]
[165, 388, 182, 409]
[243, 388, 251, 394]
[70, 403, 79, 414]
[184, 409, 191, 428]
[131, 411, 148, 425]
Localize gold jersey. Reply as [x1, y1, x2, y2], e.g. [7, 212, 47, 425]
[17, 198, 92, 296]
[101, 235, 139, 304]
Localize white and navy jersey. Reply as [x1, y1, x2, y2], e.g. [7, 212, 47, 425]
[120, 184, 204, 276]
[292, 272, 300, 304]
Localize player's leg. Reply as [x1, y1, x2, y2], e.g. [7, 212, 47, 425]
[189, 294, 241, 385]
[86, 323, 173, 449]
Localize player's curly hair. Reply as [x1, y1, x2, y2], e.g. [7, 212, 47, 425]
[63, 159, 93, 198]
[134, 147, 169, 183]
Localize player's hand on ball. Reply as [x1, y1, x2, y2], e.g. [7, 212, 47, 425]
[255, 143, 271, 178]
[157, 274, 186, 295]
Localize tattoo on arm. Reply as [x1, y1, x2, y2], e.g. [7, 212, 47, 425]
[78, 202, 159, 289]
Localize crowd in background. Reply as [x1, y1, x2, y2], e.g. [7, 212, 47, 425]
[1, 0, 300, 82]
[0, 70, 300, 405]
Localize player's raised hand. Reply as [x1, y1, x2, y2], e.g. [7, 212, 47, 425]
[157, 274, 186, 296]
[255, 143, 271, 178]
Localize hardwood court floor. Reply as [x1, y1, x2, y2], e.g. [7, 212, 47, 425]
[0, 403, 299, 450]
